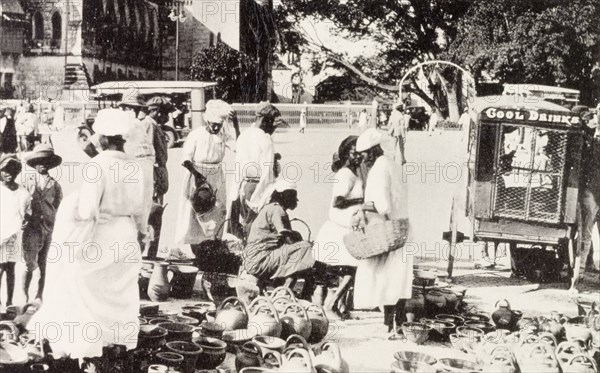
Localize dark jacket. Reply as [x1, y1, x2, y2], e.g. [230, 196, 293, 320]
[580, 126, 600, 197]
[0, 116, 18, 153]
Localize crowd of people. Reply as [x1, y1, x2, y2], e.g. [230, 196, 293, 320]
[0, 95, 598, 369]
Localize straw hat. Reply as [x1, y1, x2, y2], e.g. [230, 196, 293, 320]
[26, 144, 62, 169]
[0, 154, 22, 176]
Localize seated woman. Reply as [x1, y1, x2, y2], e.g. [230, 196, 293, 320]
[313, 136, 363, 319]
[243, 180, 316, 292]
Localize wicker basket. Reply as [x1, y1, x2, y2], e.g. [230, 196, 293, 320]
[343, 218, 410, 260]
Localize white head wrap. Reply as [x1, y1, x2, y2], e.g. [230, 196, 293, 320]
[204, 99, 232, 124]
[94, 109, 131, 136]
[356, 128, 383, 152]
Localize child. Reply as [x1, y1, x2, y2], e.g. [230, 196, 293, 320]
[0, 154, 31, 307]
[22, 144, 63, 303]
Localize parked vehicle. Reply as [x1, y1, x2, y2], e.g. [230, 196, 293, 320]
[89, 81, 218, 148]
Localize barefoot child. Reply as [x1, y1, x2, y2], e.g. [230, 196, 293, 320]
[22, 144, 63, 302]
[0, 154, 31, 307]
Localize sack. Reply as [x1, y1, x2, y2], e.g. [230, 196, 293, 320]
[343, 217, 410, 260]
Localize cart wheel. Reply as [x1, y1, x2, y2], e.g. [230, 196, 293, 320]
[446, 195, 459, 281]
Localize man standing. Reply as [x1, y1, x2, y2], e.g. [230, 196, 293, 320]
[228, 102, 283, 240]
[0, 107, 19, 154]
[571, 110, 600, 293]
[15, 104, 39, 151]
[144, 97, 170, 204]
[387, 103, 407, 165]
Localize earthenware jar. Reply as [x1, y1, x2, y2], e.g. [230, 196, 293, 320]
[313, 342, 349, 373]
[164, 341, 202, 373]
[280, 348, 316, 373]
[193, 337, 227, 369]
[482, 346, 517, 373]
[169, 265, 199, 299]
[235, 341, 262, 371]
[492, 299, 516, 330]
[306, 304, 329, 344]
[563, 322, 592, 343]
[516, 317, 539, 333]
[280, 304, 312, 341]
[215, 296, 249, 331]
[248, 296, 282, 338]
[147, 262, 172, 302]
[405, 287, 425, 321]
[540, 318, 565, 341]
[424, 290, 446, 313]
[155, 352, 184, 370]
[563, 354, 598, 373]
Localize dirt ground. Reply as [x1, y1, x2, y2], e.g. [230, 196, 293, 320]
[5, 127, 599, 371]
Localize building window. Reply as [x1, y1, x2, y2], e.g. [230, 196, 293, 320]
[51, 12, 62, 48]
[33, 12, 44, 40]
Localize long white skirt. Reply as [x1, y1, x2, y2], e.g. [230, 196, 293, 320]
[354, 246, 413, 309]
[312, 220, 359, 267]
[28, 194, 141, 359]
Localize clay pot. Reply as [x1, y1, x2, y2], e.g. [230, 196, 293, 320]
[193, 337, 227, 369]
[420, 319, 455, 341]
[391, 360, 437, 373]
[215, 296, 249, 331]
[269, 287, 298, 302]
[439, 289, 459, 312]
[424, 290, 446, 313]
[456, 326, 485, 341]
[516, 317, 539, 333]
[437, 358, 481, 373]
[147, 262, 172, 302]
[405, 288, 426, 320]
[305, 304, 329, 344]
[563, 322, 592, 343]
[155, 352, 184, 370]
[280, 348, 316, 373]
[436, 314, 465, 326]
[138, 325, 168, 350]
[252, 335, 286, 356]
[465, 320, 495, 334]
[280, 304, 312, 341]
[539, 318, 565, 342]
[482, 351, 516, 373]
[248, 297, 282, 338]
[165, 341, 203, 373]
[157, 322, 195, 342]
[313, 342, 349, 373]
[464, 313, 491, 323]
[272, 296, 295, 315]
[235, 341, 262, 371]
[401, 322, 431, 345]
[393, 351, 437, 365]
[169, 265, 199, 299]
[492, 299, 519, 330]
[562, 354, 598, 373]
[197, 322, 225, 339]
[556, 341, 585, 366]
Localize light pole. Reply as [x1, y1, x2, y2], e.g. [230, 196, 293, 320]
[168, 1, 187, 81]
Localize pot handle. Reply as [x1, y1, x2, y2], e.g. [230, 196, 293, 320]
[567, 353, 597, 370]
[253, 303, 281, 323]
[285, 334, 311, 353]
[489, 345, 512, 357]
[319, 342, 342, 366]
[242, 341, 262, 356]
[528, 344, 553, 359]
[538, 332, 558, 348]
[249, 296, 272, 312]
[495, 299, 511, 310]
[263, 350, 282, 367]
[283, 303, 310, 321]
[283, 347, 315, 372]
[520, 333, 540, 346]
[557, 341, 584, 356]
[217, 296, 249, 316]
[306, 304, 329, 323]
[270, 286, 297, 301]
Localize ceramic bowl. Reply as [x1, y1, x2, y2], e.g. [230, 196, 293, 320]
[438, 358, 481, 372]
[252, 335, 286, 356]
[393, 351, 437, 365]
[155, 352, 184, 368]
[421, 319, 456, 341]
[391, 360, 437, 373]
[148, 317, 171, 325]
[158, 322, 195, 342]
[436, 314, 466, 326]
[197, 322, 225, 339]
[456, 326, 485, 340]
[401, 322, 431, 345]
[465, 320, 495, 334]
[463, 313, 491, 323]
[193, 337, 227, 369]
[138, 325, 168, 350]
[171, 314, 200, 326]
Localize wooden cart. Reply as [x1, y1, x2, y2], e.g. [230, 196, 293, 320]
[446, 97, 585, 281]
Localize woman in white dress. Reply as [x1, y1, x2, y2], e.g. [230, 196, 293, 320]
[27, 109, 149, 366]
[174, 100, 235, 262]
[313, 136, 363, 319]
[353, 128, 414, 336]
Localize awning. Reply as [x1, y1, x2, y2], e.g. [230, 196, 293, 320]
[0, 0, 24, 15]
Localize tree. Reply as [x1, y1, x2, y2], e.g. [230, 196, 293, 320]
[188, 42, 259, 103]
[446, 0, 600, 104]
[276, 0, 472, 119]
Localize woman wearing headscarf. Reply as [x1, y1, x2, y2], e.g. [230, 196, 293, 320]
[354, 128, 414, 337]
[174, 100, 236, 255]
[28, 109, 149, 366]
[313, 136, 363, 319]
[243, 180, 316, 290]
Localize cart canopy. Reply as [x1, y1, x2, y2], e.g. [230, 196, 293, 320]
[473, 95, 571, 113]
[91, 81, 217, 96]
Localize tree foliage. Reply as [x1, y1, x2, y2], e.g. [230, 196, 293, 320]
[446, 0, 600, 104]
[188, 42, 258, 103]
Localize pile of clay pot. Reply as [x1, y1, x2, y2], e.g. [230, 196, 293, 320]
[138, 286, 349, 373]
[391, 299, 600, 373]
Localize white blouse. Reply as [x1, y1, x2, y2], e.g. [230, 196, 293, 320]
[181, 126, 232, 164]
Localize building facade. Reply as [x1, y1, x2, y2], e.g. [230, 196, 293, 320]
[0, 0, 26, 98]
